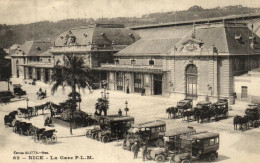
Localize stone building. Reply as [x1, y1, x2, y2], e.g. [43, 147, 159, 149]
[100, 23, 260, 103]
[10, 41, 53, 82]
[10, 24, 141, 85]
[50, 24, 141, 84]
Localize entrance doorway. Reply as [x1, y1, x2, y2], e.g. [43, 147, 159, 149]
[186, 64, 198, 98]
[45, 69, 49, 82]
[16, 67, 19, 78]
[37, 68, 41, 80]
[153, 74, 162, 95]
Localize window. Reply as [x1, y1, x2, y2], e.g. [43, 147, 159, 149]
[215, 137, 219, 144]
[209, 138, 215, 146]
[204, 139, 210, 147]
[115, 59, 119, 64]
[241, 86, 248, 98]
[48, 58, 51, 63]
[149, 59, 154, 65]
[131, 59, 136, 65]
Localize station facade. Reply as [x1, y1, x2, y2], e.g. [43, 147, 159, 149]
[99, 23, 260, 103]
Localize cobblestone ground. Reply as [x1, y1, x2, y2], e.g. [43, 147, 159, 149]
[0, 79, 260, 163]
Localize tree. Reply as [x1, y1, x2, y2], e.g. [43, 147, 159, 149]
[50, 53, 94, 134]
[0, 48, 11, 81]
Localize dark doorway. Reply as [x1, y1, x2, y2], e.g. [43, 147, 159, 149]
[28, 67, 33, 79]
[186, 64, 198, 98]
[134, 73, 142, 93]
[154, 74, 162, 95]
[116, 72, 123, 91]
[16, 67, 19, 78]
[37, 68, 41, 80]
[45, 69, 49, 82]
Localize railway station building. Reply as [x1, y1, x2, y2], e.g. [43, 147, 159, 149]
[98, 22, 260, 103]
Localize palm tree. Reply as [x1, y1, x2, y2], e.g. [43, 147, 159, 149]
[50, 53, 94, 134]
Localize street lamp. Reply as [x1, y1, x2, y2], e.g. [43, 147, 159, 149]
[124, 101, 129, 116]
[26, 97, 29, 109]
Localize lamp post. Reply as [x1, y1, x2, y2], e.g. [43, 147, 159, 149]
[124, 101, 129, 116]
[7, 78, 10, 91]
[26, 97, 29, 109]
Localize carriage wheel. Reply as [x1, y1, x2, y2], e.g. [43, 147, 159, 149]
[91, 133, 97, 139]
[155, 154, 165, 162]
[155, 139, 164, 147]
[101, 135, 109, 143]
[51, 134, 57, 143]
[146, 152, 152, 160]
[42, 136, 47, 143]
[181, 159, 190, 163]
[86, 131, 90, 138]
[208, 153, 216, 162]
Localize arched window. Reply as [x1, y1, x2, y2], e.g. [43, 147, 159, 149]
[186, 64, 198, 98]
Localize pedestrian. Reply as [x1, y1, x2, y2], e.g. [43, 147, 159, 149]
[118, 109, 122, 116]
[133, 142, 139, 159]
[142, 143, 148, 161]
[126, 86, 130, 94]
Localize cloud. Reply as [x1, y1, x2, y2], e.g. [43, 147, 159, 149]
[0, 0, 259, 25]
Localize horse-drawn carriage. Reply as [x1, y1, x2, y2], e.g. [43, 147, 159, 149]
[192, 101, 213, 123]
[13, 121, 33, 136]
[33, 129, 57, 143]
[145, 127, 196, 162]
[17, 107, 36, 118]
[211, 101, 229, 121]
[234, 103, 260, 130]
[37, 90, 46, 100]
[166, 99, 193, 119]
[4, 111, 18, 127]
[123, 120, 166, 150]
[13, 84, 26, 96]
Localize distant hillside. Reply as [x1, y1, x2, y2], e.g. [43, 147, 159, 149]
[1, 5, 260, 49]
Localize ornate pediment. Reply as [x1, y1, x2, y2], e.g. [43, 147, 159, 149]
[179, 38, 204, 53]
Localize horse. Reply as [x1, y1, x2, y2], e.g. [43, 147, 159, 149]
[182, 110, 194, 122]
[166, 107, 179, 119]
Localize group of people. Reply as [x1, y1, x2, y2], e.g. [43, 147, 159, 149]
[133, 139, 148, 161]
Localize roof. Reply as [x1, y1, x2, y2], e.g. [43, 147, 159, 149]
[114, 38, 180, 57]
[130, 13, 260, 30]
[173, 23, 260, 55]
[11, 41, 52, 57]
[54, 24, 141, 47]
[181, 132, 219, 140]
[197, 101, 211, 105]
[132, 120, 166, 128]
[37, 50, 52, 56]
[132, 25, 192, 40]
[164, 127, 196, 137]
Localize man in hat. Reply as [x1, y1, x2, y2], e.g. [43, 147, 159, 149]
[133, 142, 139, 159]
[118, 109, 122, 116]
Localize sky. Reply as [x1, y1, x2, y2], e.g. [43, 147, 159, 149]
[0, 0, 260, 25]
